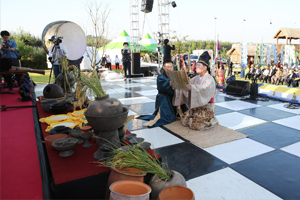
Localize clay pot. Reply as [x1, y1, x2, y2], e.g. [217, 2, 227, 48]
[43, 84, 64, 98]
[106, 167, 146, 199]
[85, 95, 123, 117]
[158, 186, 195, 200]
[149, 170, 187, 200]
[109, 180, 151, 200]
[56, 72, 75, 93]
[41, 99, 57, 112]
[43, 134, 68, 147]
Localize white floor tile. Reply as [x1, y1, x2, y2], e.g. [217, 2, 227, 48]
[187, 168, 282, 200]
[215, 100, 261, 111]
[136, 90, 158, 96]
[148, 85, 157, 88]
[128, 109, 138, 116]
[273, 115, 300, 131]
[131, 127, 184, 149]
[268, 103, 300, 114]
[216, 112, 266, 130]
[117, 83, 147, 88]
[204, 138, 274, 164]
[281, 141, 300, 158]
[106, 88, 131, 94]
[118, 97, 155, 105]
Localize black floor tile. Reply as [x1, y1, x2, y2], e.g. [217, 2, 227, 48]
[238, 107, 296, 121]
[155, 142, 228, 181]
[231, 150, 300, 200]
[126, 103, 155, 115]
[215, 95, 235, 103]
[126, 86, 156, 92]
[239, 122, 300, 149]
[215, 105, 232, 116]
[241, 98, 281, 106]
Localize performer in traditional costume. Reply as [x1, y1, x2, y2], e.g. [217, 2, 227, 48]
[140, 60, 187, 127]
[173, 51, 218, 131]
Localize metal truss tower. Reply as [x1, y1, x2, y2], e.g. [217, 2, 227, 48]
[129, 0, 140, 52]
[158, 0, 170, 40]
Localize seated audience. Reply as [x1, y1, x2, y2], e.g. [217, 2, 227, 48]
[271, 67, 282, 85]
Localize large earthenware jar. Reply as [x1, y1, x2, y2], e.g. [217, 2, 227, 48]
[56, 72, 75, 93]
[149, 170, 186, 200]
[106, 167, 146, 199]
[84, 95, 129, 160]
[158, 186, 195, 200]
[43, 84, 64, 98]
[109, 180, 151, 200]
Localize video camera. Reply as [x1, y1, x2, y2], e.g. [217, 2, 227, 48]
[49, 36, 63, 45]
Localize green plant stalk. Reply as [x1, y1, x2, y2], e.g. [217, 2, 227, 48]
[96, 143, 171, 181]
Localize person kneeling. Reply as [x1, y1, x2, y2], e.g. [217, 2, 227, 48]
[173, 51, 219, 131]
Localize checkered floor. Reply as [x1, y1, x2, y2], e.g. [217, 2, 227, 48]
[35, 77, 300, 200]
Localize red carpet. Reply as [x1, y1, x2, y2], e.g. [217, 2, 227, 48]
[37, 101, 160, 185]
[0, 87, 43, 199]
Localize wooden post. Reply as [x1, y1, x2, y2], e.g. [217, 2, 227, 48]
[289, 39, 292, 45]
[286, 37, 288, 45]
[276, 37, 278, 46]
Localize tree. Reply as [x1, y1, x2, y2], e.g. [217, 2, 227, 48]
[85, 0, 112, 69]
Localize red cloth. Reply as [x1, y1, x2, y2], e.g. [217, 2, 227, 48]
[37, 102, 160, 185]
[0, 87, 43, 199]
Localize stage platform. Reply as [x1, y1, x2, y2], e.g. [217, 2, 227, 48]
[259, 83, 300, 103]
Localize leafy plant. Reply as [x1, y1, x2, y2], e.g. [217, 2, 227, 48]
[96, 144, 171, 181]
[79, 71, 107, 98]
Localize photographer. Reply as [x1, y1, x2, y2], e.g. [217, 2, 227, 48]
[121, 42, 131, 81]
[0, 30, 20, 90]
[48, 36, 69, 79]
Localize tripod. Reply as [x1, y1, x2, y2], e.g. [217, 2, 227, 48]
[48, 44, 63, 84]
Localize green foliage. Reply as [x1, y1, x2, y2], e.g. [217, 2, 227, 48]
[79, 70, 107, 98]
[2, 28, 47, 69]
[97, 144, 171, 180]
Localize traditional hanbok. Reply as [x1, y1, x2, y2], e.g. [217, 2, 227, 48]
[173, 72, 219, 130]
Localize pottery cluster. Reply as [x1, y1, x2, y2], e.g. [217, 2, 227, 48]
[84, 95, 129, 160]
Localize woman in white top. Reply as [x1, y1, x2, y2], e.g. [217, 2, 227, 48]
[262, 67, 270, 83]
[115, 55, 120, 69]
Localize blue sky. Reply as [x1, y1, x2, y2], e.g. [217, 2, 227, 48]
[0, 0, 299, 44]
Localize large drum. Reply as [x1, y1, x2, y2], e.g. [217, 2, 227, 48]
[42, 21, 87, 61]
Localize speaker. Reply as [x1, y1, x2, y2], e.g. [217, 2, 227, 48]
[131, 52, 141, 74]
[141, 0, 154, 13]
[224, 80, 250, 96]
[250, 83, 258, 100]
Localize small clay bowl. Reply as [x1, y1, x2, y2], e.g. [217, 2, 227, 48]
[43, 134, 68, 147]
[52, 138, 78, 157]
[49, 127, 70, 135]
[119, 145, 134, 152]
[125, 134, 137, 140]
[139, 142, 151, 151]
[69, 127, 84, 144]
[54, 126, 66, 131]
[129, 137, 145, 145]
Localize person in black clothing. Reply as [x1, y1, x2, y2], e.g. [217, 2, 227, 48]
[286, 69, 297, 86]
[163, 39, 175, 62]
[121, 42, 131, 81]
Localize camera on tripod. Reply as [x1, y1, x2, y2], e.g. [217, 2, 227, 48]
[49, 35, 63, 45]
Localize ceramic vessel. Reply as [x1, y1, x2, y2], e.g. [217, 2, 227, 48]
[56, 72, 75, 93]
[69, 127, 84, 144]
[84, 95, 129, 160]
[43, 134, 67, 147]
[149, 170, 187, 200]
[81, 126, 92, 148]
[129, 137, 145, 145]
[43, 84, 64, 98]
[50, 102, 68, 114]
[109, 180, 151, 200]
[41, 99, 57, 112]
[118, 125, 126, 145]
[52, 138, 78, 157]
[49, 126, 70, 135]
[158, 186, 195, 200]
[106, 168, 147, 199]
